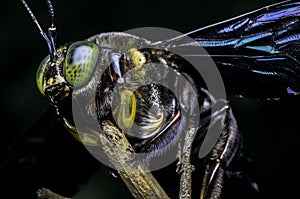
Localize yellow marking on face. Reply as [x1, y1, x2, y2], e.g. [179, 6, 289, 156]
[63, 86, 70, 92]
[47, 77, 54, 85]
[46, 75, 66, 86]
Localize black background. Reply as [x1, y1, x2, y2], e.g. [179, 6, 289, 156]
[1, 0, 300, 198]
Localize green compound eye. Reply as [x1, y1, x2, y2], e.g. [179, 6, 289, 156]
[36, 55, 50, 96]
[64, 41, 99, 87]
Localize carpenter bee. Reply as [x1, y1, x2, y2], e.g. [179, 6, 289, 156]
[10, 0, 300, 198]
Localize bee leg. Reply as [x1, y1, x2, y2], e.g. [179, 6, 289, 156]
[177, 89, 228, 199]
[177, 126, 197, 199]
[222, 147, 260, 199]
[199, 108, 241, 199]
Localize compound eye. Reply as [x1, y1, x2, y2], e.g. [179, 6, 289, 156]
[64, 41, 99, 87]
[36, 55, 50, 96]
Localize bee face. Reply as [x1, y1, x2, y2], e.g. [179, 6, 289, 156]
[35, 31, 182, 151]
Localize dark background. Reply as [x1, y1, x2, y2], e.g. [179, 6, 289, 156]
[1, 0, 299, 198]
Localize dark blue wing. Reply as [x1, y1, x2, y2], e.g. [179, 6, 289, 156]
[163, 0, 300, 99]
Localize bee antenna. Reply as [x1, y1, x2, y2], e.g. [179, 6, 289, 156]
[46, 0, 55, 19]
[21, 0, 58, 61]
[45, 0, 57, 57]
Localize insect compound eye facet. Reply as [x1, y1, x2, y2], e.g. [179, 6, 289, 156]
[64, 41, 99, 87]
[36, 55, 50, 96]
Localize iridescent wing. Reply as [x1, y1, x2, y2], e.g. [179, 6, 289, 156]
[162, 0, 300, 99]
